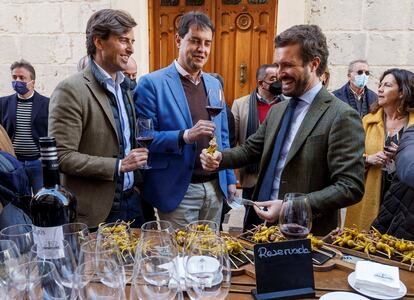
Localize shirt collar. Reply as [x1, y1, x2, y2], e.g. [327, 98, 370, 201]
[256, 91, 277, 104]
[17, 91, 35, 100]
[174, 60, 203, 84]
[298, 81, 323, 105]
[93, 60, 125, 86]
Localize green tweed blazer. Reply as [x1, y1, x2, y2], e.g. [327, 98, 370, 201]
[221, 87, 365, 235]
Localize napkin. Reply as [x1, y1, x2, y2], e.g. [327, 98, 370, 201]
[354, 261, 400, 296]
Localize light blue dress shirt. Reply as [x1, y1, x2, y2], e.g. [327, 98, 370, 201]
[94, 62, 133, 191]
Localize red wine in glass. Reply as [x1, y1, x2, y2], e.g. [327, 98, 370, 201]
[136, 136, 154, 148]
[280, 223, 310, 239]
[206, 106, 223, 118]
[206, 88, 225, 120]
[279, 193, 312, 240]
[135, 118, 154, 169]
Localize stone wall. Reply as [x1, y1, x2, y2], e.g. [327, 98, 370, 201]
[0, 0, 147, 97]
[307, 0, 414, 92]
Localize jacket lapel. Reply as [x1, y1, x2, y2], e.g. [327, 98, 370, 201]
[84, 67, 119, 141]
[8, 95, 18, 131]
[30, 91, 41, 123]
[165, 63, 192, 128]
[261, 101, 288, 166]
[284, 89, 331, 166]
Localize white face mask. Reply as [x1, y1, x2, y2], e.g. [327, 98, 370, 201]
[354, 74, 369, 88]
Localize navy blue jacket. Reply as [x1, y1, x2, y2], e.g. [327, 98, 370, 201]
[333, 83, 377, 116]
[0, 91, 49, 146]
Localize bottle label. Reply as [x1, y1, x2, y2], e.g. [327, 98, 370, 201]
[33, 225, 65, 259]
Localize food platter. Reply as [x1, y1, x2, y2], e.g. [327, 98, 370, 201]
[237, 224, 351, 272]
[323, 227, 414, 272]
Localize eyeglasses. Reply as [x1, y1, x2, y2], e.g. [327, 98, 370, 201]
[356, 70, 370, 76]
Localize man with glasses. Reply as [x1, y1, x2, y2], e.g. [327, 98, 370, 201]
[333, 59, 377, 117]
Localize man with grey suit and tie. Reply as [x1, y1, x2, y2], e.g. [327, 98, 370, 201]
[201, 24, 365, 235]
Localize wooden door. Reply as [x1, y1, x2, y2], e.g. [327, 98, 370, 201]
[149, 0, 277, 106]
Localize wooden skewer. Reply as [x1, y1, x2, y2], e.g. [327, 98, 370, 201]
[229, 255, 239, 269]
[231, 253, 245, 263]
[240, 251, 254, 265]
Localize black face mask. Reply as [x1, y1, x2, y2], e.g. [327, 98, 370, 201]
[264, 81, 282, 96]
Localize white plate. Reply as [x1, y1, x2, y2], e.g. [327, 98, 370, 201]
[320, 292, 369, 300]
[348, 272, 407, 300]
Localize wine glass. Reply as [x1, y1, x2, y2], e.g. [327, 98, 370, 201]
[279, 193, 312, 240]
[135, 117, 154, 169]
[30, 239, 77, 298]
[185, 235, 231, 300]
[96, 221, 135, 285]
[0, 240, 21, 287]
[62, 223, 89, 265]
[0, 224, 34, 263]
[206, 88, 225, 122]
[75, 258, 124, 300]
[130, 220, 178, 300]
[9, 260, 67, 299]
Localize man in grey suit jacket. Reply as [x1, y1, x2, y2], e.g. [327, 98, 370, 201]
[48, 9, 148, 228]
[201, 25, 365, 235]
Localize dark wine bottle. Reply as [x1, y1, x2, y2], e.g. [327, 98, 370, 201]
[30, 137, 77, 258]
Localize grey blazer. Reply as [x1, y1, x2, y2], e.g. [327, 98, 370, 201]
[221, 87, 365, 235]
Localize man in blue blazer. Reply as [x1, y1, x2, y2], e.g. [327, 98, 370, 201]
[0, 60, 49, 194]
[135, 11, 236, 228]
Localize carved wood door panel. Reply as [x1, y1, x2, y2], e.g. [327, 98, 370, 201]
[149, 0, 277, 106]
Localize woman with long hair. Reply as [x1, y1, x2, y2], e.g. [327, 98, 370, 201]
[345, 68, 414, 230]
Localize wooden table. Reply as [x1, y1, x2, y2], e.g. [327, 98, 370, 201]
[227, 266, 414, 299]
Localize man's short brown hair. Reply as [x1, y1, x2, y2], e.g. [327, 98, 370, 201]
[10, 59, 36, 80]
[275, 25, 329, 77]
[86, 9, 137, 56]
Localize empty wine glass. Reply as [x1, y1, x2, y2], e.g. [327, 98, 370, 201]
[75, 258, 124, 300]
[9, 260, 67, 299]
[0, 240, 21, 287]
[135, 118, 154, 169]
[279, 193, 312, 240]
[62, 223, 89, 265]
[30, 239, 77, 298]
[130, 220, 178, 300]
[96, 221, 135, 285]
[0, 224, 34, 263]
[185, 235, 231, 300]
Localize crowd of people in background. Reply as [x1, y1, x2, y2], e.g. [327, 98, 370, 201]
[0, 9, 413, 239]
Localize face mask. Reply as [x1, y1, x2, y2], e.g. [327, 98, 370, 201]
[354, 74, 369, 88]
[12, 80, 30, 95]
[129, 79, 137, 91]
[266, 81, 282, 96]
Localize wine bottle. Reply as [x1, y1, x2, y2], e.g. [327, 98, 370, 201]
[30, 137, 77, 259]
